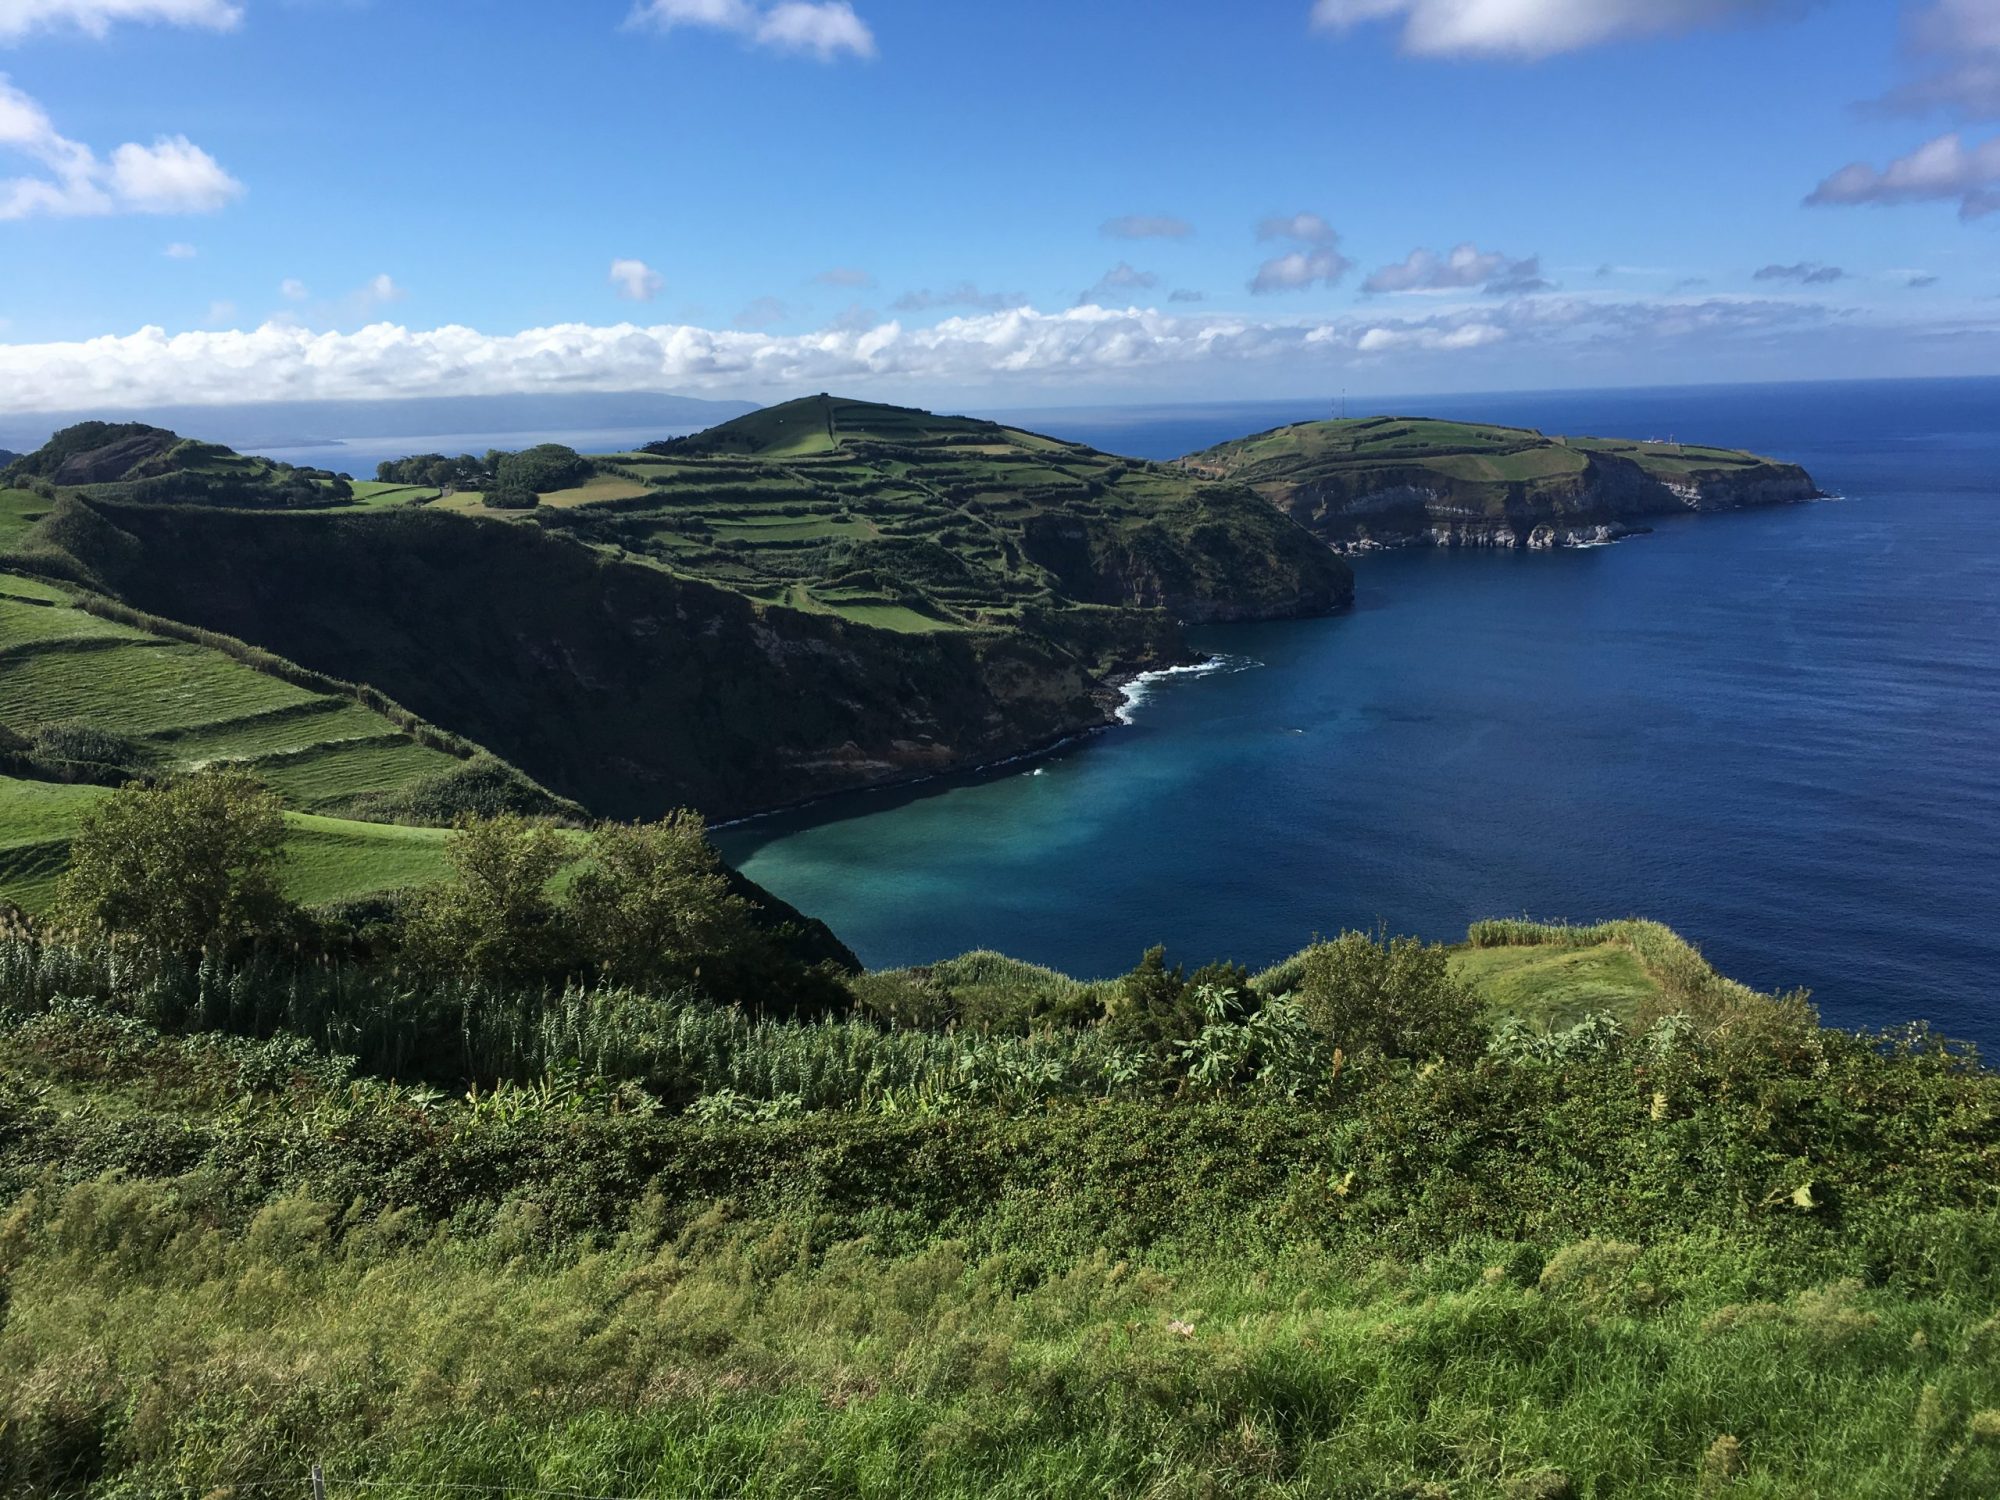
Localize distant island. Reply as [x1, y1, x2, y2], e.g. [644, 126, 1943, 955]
[1182, 414, 1820, 550]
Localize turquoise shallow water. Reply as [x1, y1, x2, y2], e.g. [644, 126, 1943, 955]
[718, 379, 2000, 1046]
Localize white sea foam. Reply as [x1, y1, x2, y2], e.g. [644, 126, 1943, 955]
[1115, 654, 1262, 725]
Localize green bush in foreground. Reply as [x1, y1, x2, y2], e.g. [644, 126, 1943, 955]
[50, 768, 291, 964]
[6, 855, 1997, 1493]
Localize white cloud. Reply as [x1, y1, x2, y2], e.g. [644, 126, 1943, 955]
[0, 0, 240, 42]
[163, 240, 195, 258]
[892, 283, 1025, 313]
[755, 1, 873, 59]
[1250, 249, 1351, 294]
[1878, 0, 2000, 118]
[1753, 261, 1844, 284]
[107, 135, 240, 212]
[1257, 211, 1339, 245]
[1356, 321, 1506, 352]
[1364, 243, 1550, 294]
[1250, 213, 1351, 294]
[1808, 131, 2000, 220]
[0, 77, 241, 220]
[1101, 213, 1193, 240]
[1078, 261, 1157, 305]
[357, 273, 404, 308]
[1309, 0, 1794, 59]
[628, 0, 875, 60]
[610, 258, 665, 301]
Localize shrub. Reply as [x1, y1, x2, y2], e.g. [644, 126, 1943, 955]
[398, 814, 573, 983]
[1290, 929, 1485, 1063]
[567, 812, 754, 992]
[27, 721, 142, 771]
[51, 769, 293, 963]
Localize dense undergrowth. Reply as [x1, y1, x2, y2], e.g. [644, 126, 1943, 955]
[2, 915, 1999, 1496]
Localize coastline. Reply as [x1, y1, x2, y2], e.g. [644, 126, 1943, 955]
[716, 650, 1252, 832]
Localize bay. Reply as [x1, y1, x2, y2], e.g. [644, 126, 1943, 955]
[719, 377, 2000, 1046]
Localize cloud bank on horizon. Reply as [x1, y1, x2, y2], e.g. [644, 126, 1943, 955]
[0, 293, 1920, 415]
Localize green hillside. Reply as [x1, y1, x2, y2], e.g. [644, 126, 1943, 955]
[6, 902, 1997, 1499]
[0, 399, 1352, 820]
[1183, 415, 1820, 547]
[0, 568, 573, 910]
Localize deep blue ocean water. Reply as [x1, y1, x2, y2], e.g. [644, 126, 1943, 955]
[717, 377, 2000, 1046]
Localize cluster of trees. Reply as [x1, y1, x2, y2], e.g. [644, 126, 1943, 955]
[377, 452, 494, 489]
[48, 769, 836, 1011]
[41, 768, 1490, 1076]
[375, 443, 591, 509]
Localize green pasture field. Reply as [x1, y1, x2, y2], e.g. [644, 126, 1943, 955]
[0, 773, 455, 912]
[0, 488, 51, 548]
[0, 581, 481, 821]
[1449, 936, 1660, 1028]
[476, 395, 1326, 636]
[1195, 417, 1789, 492]
[344, 481, 443, 509]
[536, 473, 657, 507]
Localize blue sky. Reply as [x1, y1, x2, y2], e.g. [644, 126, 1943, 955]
[0, 0, 1996, 411]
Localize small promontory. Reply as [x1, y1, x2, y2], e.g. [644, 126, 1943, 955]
[1179, 416, 1821, 550]
[2, 421, 354, 508]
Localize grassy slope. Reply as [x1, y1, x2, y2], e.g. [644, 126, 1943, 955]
[0, 773, 450, 910]
[0, 399, 1350, 821]
[10, 427, 355, 509]
[0, 573, 571, 911]
[0, 579, 465, 804]
[0, 489, 51, 549]
[6, 500, 1159, 821]
[1450, 938, 1658, 1028]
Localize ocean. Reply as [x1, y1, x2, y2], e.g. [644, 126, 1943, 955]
[715, 377, 2000, 1048]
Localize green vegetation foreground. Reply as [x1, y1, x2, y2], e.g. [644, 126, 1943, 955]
[3, 780, 1999, 1496]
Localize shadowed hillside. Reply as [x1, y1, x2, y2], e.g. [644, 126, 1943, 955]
[10, 498, 1147, 819]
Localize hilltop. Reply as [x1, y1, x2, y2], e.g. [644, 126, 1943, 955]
[1181, 415, 1820, 550]
[579, 393, 1354, 629]
[2, 421, 358, 509]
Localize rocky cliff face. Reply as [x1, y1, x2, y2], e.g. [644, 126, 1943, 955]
[1017, 502, 1354, 621]
[1272, 451, 1819, 553]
